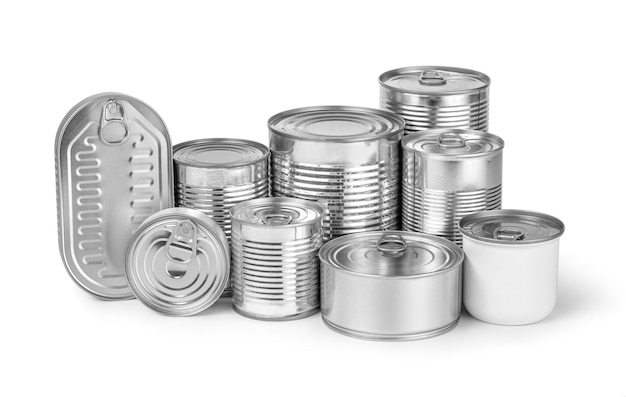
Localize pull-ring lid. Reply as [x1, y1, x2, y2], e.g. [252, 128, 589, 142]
[125, 208, 229, 316]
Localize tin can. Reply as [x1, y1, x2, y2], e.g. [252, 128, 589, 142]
[269, 106, 404, 241]
[55, 93, 173, 300]
[379, 66, 490, 133]
[230, 197, 323, 320]
[402, 129, 504, 246]
[320, 231, 464, 341]
[460, 210, 565, 325]
[173, 139, 269, 297]
[125, 208, 230, 316]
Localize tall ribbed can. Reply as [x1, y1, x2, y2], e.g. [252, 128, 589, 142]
[402, 129, 504, 246]
[230, 197, 323, 320]
[173, 138, 269, 297]
[269, 106, 404, 241]
[379, 66, 490, 133]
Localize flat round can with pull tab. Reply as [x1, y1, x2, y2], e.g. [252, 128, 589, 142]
[319, 231, 464, 341]
[55, 93, 173, 300]
[125, 208, 230, 316]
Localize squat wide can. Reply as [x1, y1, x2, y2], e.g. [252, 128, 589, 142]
[230, 197, 323, 320]
[402, 129, 504, 246]
[379, 66, 490, 133]
[320, 231, 464, 341]
[269, 106, 404, 241]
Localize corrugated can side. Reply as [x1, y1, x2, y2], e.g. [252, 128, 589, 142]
[230, 197, 324, 320]
[401, 129, 504, 246]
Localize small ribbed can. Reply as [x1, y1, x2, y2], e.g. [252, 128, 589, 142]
[402, 129, 504, 246]
[173, 138, 269, 297]
[379, 66, 490, 133]
[230, 197, 324, 320]
[269, 106, 404, 241]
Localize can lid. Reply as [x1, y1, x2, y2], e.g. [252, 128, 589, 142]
[125, 208, 230, 315]
[268, 106, 404, 142]
[379, 66, 490, 95]
[460, 210, 565, 245]
[402, 129, 503, 157]
[230, 197, 323, 228]
[174, 138, 268, 168]
[319, 231, 463, 277]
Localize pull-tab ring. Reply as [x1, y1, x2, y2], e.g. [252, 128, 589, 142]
[166, 220, 198, 263]
[493, 227, 525, 241]
[377, 233, 408, 256]
[418, 70, 447, 86]
[437, 132, 466, 148]
[99, 99, 129, 145]
[261, 213, 293, 226]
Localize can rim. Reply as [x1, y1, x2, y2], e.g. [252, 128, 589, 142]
[459, 209, 565, 245]
[267, 105, 405, 142]
[402, 128, 504, 158]
[319, 231, 464, 279]
[379, 66, 491, 95]
[229, 197, 324, 229]
[173, 138, 269, 169]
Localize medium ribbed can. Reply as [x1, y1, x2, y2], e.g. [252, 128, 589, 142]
[173, 138, 269, 297]
[402, 129, 504, 246]
[230, 197, 324, 320]
[379, 66, 490, 133]
[268, 106, 404, 241]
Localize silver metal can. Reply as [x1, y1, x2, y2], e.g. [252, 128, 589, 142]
[230, 197, 324, 320]
[55, 93, 173, 300]
[320, 231, 464, 341]
[173, 139, 269, 297]
[402, 129, 504, 246]
[379, 66, 490, 133]
[460, 210, 565, 325]
[125, 208, 230, 316]
[269, 106, 404, 241]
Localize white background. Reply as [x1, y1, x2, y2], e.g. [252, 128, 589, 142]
[1, 1, 623, 396]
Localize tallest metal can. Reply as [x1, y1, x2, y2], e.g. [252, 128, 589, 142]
[269, 106, 404, 241]
[379, 66, 490, 133]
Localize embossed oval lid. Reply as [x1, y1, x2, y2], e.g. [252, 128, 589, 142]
[125, 208, 229, 315]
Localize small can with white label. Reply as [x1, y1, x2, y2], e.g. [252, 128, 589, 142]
[460, 210, 565, 325]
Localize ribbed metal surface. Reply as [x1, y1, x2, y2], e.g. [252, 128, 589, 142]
[270, 155, 400, 241]
[402, 184, 502, 246]
[231, 232, 322, 320]
[380, 99, 489, 133]
[175, 179, 268, 238]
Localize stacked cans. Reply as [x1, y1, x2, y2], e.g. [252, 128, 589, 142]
[230, 198, 323, 320]
[401, 129, 504, 246]
[173, 139, 269, 296]
[379, 66, 490, 133]
[269, 106, 404, 241]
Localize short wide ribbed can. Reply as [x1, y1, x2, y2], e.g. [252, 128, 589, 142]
[269, 106, 404, 241]
[174, 138, 269, 297]
[230, 197, 324, 320]
[379, 66, 490, 133]
[402, 129, 504, 246]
